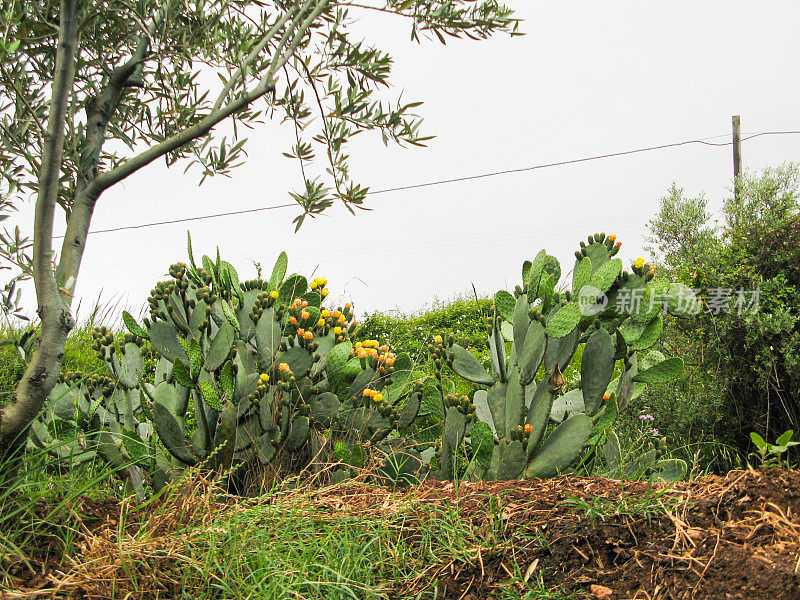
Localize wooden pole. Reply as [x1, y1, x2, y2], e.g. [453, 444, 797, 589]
[732, 115, 741, 203]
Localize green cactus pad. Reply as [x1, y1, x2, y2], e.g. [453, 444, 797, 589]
[469, 420, 495, 470]
[494, 290, 516, 324]
[117, 344, 145, 390]
[285, 416, 311, 452]
[588, 258, 623, 295]
[580, 328, 615, 415]
[256, 433, 276, 465]
[447, 344, 494, 385]
[279, 275, 307, 304]
[512, 295, 530, 353]
[206, 320, 236, 372]
[615, 354, 638, 411]
[472, 390, 494, 435]
[326, 341, 354, 378]
[572, 256, 593, 297]
[269, 251, 288, 291]
[122, 311, 148, 339]
[549, 388, 584, 423]
[277, 346, 314, 379]
[526, 413, 591, 478]
[525, 249, 548, 297]
[588, 393, 618, 447]
[397, 392, 421, 430]
[544, 328, 579, 374]
[188, 300, 207, 335]
[640, 350, 666, 371]
[212, 399, 236, 472]
[583, 241, 610, 272]
[519, 320, 546, 386]
[199, 381, 223, 411]
[604, 273, 647, 317]
[255, 307, 282, 369]
[504, 368, 525, 435]
[148, 321, 187, 363]
[387, 352, 413, 403]
[486, 381, 507, 439]
[545, 302, 581, 339]
[347, 368, 380, 401]
[542, 255, 561, 283]
[496, 439, 526, 480]
[538, 272, 556, 313]
[631, 313, 663, 351]
[152, 401, 198, 466]
[632, 356, 684, 384]
[619, 317, 648, 345]
[310, 392, 341, 427]
[525, 376, 554, 452]
[220, 299, 240, 331]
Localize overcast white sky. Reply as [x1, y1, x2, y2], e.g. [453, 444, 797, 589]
[13, 1, 800, 321]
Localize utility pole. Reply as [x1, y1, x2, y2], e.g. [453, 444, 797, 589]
[732, 115, 742, 203]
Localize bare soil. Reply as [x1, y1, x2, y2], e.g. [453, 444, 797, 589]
[3, 467, 799, 599]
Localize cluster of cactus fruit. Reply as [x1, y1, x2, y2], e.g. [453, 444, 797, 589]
[29, 232, 697, 494]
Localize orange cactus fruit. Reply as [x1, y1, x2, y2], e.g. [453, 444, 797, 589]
[615, 241, 622, 248]
[332, 310, 341, 319]
[279, 363, 291, 372]
[603, 392, 611, 400]
[289, 316, 297, 325]
[608, 234, 616, 242]
[344, 302, 351, 311]
[303, 331, 313, 340]
[524, 423, 533, 434]
[650, 266, 656, 275]
[301, 310, 310, 320]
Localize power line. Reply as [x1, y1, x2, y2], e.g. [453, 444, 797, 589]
[54, 129, 800, 238]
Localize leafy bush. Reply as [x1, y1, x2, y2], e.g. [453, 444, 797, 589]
[644, 163, 800, 461]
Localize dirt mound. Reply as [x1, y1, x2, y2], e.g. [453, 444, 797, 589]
[3, 468, 799, 599]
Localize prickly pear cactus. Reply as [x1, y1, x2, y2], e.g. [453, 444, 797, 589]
[431, 233, 696, 481]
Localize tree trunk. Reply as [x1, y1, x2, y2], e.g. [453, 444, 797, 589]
[0, 0, 79, 487]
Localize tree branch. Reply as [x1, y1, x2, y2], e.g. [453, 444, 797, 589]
[212, 4, 303, 112]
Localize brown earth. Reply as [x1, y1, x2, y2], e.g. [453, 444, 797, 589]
[2, 467, 799, 599]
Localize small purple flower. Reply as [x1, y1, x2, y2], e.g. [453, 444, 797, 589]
[638, 414, 655, 421]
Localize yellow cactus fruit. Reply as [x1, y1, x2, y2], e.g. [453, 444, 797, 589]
[634, 257, 645, 269]
[317, 318, 326, 327]
[269, 290, 279, 299]
[334, 326, 342, 335]
[259, 373, 270, 383]
[321, 309, 330, 318]
[310, 280, 318, 290]
[608, 234, 616, 242]
[321, 288, 329, 298]
[434, 335, 443, 343]
[373, 393, 384, 403]
[354, 341, 363, 349]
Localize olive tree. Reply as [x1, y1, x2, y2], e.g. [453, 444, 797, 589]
[0, 0, 518, 475]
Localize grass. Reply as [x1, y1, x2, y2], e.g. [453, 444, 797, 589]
[1, 457, 593, 600]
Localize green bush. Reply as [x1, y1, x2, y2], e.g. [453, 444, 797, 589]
[644, 163, 800, 462]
